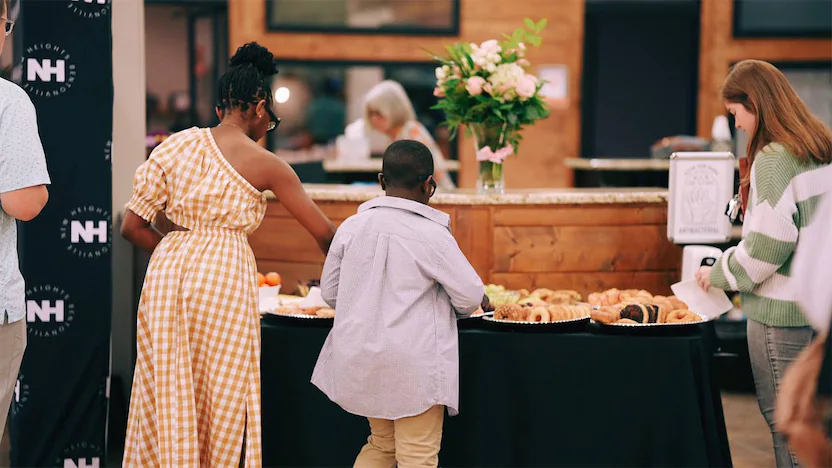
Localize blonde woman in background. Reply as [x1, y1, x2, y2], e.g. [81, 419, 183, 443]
[363, 80, 456, 190]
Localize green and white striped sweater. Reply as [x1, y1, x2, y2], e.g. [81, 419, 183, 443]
[710, 143, 831, 327]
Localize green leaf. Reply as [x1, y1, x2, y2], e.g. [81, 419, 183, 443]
[512, 28, 524, 43]
[524, 18, 536, 30]
[527, 35, 542, 47]
[536, 18, 548, 32]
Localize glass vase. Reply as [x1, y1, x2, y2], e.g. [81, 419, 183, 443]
[470, 123, 507, 195]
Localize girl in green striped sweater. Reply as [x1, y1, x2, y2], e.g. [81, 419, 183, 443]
[695, 60, 832, 468]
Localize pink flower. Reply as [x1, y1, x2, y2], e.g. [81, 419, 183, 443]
[433, 87, 445, 98]
[518, 59, 530, 67]
[466, 76, 486, 96]
[483, 83, 493, 95]
[479, 39, 502, 55]
[515, 74, 537, 99]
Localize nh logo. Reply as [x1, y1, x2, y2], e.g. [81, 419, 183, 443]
[26, 59, 66, 83]
[14, 380, 19, 402]
[27, 300, 64, 322]
[71, 221, 107, 244]
[71, 0, 106, 3]
[64, 458, 99, 468]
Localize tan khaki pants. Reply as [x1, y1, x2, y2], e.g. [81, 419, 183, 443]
[354, 405, 445, 468]
[0, 319, 26, 439]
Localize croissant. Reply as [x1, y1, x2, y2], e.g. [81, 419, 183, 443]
[590, 305, 622, 324]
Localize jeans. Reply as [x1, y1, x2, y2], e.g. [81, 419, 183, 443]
[747, 319, 815, 468]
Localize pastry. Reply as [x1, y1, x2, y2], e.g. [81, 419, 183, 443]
[666, 309, 701, 323]
[494, 304, 529, 322]
[619, 303, 662, 324]
[668, 295, 688, 311]
[316, 308, 335, 318]
[528, 306, 551, 322]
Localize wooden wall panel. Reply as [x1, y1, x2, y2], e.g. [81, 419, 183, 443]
[452, 208, 492, 280]
[492, 225, 678, 273]
[698, 0, 832, 137]
[491, 271, 680, 297]
[229, 0, 584, 189]
[251, 199, 682, 296]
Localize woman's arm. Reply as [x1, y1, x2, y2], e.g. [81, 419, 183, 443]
[708, 152, 799, 292]
[263, 155, 336, 254]
[120, 210, 164, 254]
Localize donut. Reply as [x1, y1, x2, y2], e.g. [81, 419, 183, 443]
[495, 304, 531, 321]
[316, 308, 335, 318]
[616, 318, 638, 324]
[666, 309, 701, 323]
[668, 296, 688, 310]
[528, 306, 551, 323]
[590, 306, 620, 324]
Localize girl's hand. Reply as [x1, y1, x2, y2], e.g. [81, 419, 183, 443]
[695, 266, 712, 292]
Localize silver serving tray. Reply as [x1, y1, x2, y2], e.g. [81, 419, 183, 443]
[482, 315, 590, 326]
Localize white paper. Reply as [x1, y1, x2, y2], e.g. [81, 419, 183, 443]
[671, 279, 734, 319]
[299, 286, 329, 308]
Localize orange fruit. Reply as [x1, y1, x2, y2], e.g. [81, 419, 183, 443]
[256, 272, 266, 287]
[265, 272, 281, 287]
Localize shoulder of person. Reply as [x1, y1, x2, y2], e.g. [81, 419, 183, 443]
[752, 143, 801, 191]
[0, 78, 36, 115]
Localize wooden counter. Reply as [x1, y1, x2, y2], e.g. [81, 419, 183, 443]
[250, 185, 683, 297]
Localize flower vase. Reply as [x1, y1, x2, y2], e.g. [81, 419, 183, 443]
[470, 123, 509, 194]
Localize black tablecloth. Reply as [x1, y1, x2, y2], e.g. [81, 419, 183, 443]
[261, 317, 732, 467]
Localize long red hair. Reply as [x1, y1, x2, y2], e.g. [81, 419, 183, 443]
[722, 60, 832, 184]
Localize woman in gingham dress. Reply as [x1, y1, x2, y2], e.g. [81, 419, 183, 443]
[120, 43, 335, 467]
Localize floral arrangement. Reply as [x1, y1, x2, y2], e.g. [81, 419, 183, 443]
[430, 18, 551, 178]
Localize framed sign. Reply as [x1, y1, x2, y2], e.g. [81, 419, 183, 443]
[266, 0, 460, 35]
[668, 152, 736, 244]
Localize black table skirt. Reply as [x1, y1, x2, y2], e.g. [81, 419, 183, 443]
[261, 317, 732, 467]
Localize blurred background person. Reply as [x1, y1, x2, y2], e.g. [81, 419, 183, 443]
[360, 80, 455, 190]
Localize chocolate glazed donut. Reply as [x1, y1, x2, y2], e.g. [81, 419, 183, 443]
[620, 304, 661, 323]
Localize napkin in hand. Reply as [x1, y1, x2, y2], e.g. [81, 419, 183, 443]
[671, 279, 733, 320]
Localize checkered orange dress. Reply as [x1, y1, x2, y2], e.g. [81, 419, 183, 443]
[123, 127, 266, 467]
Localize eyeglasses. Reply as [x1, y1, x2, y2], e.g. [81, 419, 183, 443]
[427, 177, 437, 197]
[2, 18, 14, 37]
[265, 106, 280, 133]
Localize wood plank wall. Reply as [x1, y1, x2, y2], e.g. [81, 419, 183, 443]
[228, 0, 584, 189]
[230, 0, 831, 187]
[252, 200, 682, 297]
[697, 0, 832, 138]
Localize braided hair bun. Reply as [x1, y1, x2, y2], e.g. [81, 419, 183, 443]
[229, 42, 278, 77]
[217, 42, 278, 112]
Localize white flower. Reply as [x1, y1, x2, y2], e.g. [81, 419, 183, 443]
[488, 63, 525, 93]
[435, 67, 446, 81]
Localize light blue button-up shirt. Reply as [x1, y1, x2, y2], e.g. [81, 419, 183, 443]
[312, 196, 484, 419]
[0, 80, 51, 325]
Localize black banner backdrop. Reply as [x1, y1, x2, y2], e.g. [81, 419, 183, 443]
[9, 0, 113, 466]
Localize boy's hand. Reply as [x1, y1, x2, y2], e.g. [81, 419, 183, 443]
[481, 294, 494, 313]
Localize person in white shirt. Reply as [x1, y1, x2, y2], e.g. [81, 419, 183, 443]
[0, 0, 51, 440]
[776, 193, 832, 468]
[312, 140, 484, 467]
